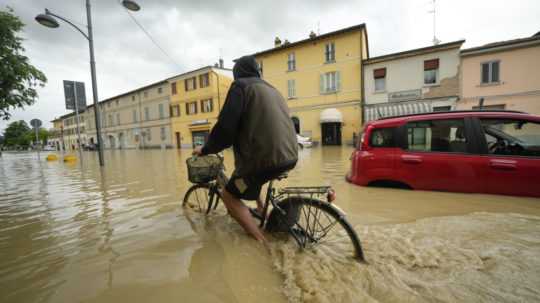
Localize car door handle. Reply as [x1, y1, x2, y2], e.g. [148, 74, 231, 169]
[489, 159, 517, 170]
[401, 155, 423, 164]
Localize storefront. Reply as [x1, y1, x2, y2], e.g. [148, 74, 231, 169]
[189, 120, 211, 147]
[320, 108, 343, 145]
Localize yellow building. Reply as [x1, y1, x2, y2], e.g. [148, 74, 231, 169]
[251, 24, 369, 145]
[168, 66, 233, 148]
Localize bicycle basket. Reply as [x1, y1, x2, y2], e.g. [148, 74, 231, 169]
[186, 155, 222, 184]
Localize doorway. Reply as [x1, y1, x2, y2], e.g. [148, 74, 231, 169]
[291, 116, 300, 134]
[321, 122, 342, 145]
[175, 132, 181, 149]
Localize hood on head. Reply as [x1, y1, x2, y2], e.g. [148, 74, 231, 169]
[233, 56, 260, 80]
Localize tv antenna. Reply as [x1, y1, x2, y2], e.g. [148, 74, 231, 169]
[428, 0, 440, 45]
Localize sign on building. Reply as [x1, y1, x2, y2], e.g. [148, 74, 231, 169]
[63, 80, 87, 111]
[388, 89, 422, 103]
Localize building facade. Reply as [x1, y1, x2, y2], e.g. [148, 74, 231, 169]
[49, 118, 64, 151]
[168, 66, 233, 148]
[458, 33, 540, 113]
[252, 24, 369, 145]
[363, 40, 464, 123]
[49, 112, 87, 151]
[85, 80, 173, 149]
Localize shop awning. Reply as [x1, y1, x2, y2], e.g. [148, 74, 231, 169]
[365, 102, 432, 122]
[320, 108, 343, 123]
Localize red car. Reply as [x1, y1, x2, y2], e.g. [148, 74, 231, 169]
[347, 110, 540, 197]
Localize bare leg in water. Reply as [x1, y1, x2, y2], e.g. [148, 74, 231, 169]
[220, 189, 267, 243]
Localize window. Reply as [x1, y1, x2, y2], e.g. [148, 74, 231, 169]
[143, 91, 148, 98]
[146, 128, 152, 141]
[287, 79, 296, 98]
[373, 68, 386, 92]
[107, 102, 111, 108]
[370, 127, 396, 147]
[116, 113, 120, 125]
[158, 103, 165, 119]
[186, 102, 197, 115]
[433, 106, 451, 112]
[424, 59, 439, 85]
[115, 100, 119, 106]
[132, 109, 138, 122]
[171, 82, 177, 95]
[199, 73, 210, 88]
[174, 105, 181, 116]
[144, 107, 150, 121]
[184, 77, 197, 91]
[160, 127, 166, 141]
[108, 114, 113, 126]
[320, 71, 341, 93]
[325, 42, 335, 62]
[406, 119, 467, 153]
[201, 99, 213, 113]
[158, 87, 163, 94]
[287, 53, 296, 71]
[481, 61, 500, 84]
[481, 119, 540, 157]
[132, 95, 136, 101]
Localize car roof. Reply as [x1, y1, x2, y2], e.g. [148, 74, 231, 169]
[366, 110, 540, 127]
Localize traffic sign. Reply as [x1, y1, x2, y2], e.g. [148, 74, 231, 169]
[30, 118, 42, 129]
[63, 80, 87, 111]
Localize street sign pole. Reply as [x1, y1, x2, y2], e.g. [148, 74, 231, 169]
[73, 83, 83, 161]
[34, 126, 40, 158]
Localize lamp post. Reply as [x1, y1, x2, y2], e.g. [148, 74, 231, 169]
[36, 0, 141, 166]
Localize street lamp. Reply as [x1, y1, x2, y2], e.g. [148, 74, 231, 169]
[35, 0, 141, 166]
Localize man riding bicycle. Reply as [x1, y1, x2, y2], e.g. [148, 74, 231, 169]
[193, 55, 298, 244]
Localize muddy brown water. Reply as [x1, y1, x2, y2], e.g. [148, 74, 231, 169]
[1, 147, 539, 303]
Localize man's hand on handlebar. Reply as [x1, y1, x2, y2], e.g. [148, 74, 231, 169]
[192, 146, 203, 156]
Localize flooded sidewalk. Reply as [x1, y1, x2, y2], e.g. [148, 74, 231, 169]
[1, 147, 539, 303]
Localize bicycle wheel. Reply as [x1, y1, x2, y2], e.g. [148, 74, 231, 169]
[266, 197, 365, 262]
[183, 184, 221, 214]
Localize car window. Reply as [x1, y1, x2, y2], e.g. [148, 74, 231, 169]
[481, 119, 540, 157]
[406, 119, 467, 153]
[370, 127, 395, 147]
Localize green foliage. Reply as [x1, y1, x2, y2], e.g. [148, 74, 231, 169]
[3, 120, 30, 146]
[0, 7, 47, 120]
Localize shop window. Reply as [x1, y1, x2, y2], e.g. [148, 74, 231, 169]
[424, 58, 439, 85]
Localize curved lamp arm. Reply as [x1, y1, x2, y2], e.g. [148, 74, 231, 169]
[45, 8, 89, 40]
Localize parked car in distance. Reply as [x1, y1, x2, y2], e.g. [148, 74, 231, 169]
[42, 145, 56, 151]
[297, 134, 313, 148]
[347, 110, 540, 197]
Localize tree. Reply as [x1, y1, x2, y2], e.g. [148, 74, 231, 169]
[24, 127, 49, 145]
[0, 7, 47, 120]
[3, 120, 30, 146]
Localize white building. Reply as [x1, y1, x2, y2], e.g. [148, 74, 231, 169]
[363, 40, 464, 122]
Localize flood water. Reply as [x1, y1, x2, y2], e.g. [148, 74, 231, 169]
[1, 147, 540, 303]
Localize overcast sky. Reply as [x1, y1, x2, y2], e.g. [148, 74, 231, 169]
[1, 0, 539, 132]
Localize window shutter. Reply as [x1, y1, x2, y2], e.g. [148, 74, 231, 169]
[336, 71, 341, 92]
[491, 61, 500, 82]
[184, 80, 188, 91]
[185, 103, 189, 114]
[193, 77, 197, 90]
[373, 68, 386, 79]
[481, 63, 490, 83]
[424, 59, 439, 70]
[319, 74, 325, 93]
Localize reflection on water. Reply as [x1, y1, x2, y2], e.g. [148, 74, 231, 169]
[1, 148, 539, 303]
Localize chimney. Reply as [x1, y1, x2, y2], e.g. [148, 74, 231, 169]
[274, 37, 282, 47]
[219, 58, 224, 68]
[214, 63, 219, 67]
[309, 31, 316, 39]
[283, 39, 290, 45]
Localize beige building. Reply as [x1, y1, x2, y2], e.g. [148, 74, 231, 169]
[458, 32, 540, 113]
[50, 112, 86, 151]
[85, 80, 173, 149]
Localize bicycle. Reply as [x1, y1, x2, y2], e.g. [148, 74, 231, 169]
[182, 154, 365, 262]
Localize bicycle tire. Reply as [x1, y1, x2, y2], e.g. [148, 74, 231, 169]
[266, 197, 365, 262]
[183, 184, 221, 214]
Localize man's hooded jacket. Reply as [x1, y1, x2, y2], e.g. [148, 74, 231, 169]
[201, 55, 298, 175]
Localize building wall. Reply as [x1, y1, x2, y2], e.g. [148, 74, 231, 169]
[85, 82, 173, 149]
[458, 44, 540, 114]
[169, 68, 233, 148]
[255, 28, 367, 144]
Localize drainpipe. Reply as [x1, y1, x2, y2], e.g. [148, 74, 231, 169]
[360, 35, 366, 126]
[211, 69, 222, 112]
